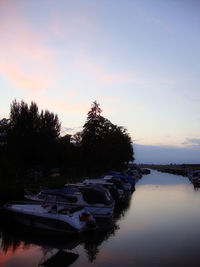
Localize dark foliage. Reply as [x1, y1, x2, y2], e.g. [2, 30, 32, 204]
[0, 99, 134, 182]
[77, 101, 134, 174]
[0, 118, 10, 176]
[9, 100, 60, 167]
[0, 100, 61, 179]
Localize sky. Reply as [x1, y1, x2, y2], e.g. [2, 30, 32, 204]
[0, 0, 200, 164]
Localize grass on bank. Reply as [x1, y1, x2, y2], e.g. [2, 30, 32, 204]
[0, 174, 88, 202]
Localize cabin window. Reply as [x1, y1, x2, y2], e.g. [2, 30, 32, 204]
[57, 196, 77, 203]
[38, 194, 46, 200]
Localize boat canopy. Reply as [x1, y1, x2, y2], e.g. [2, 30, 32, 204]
[106, 173, 135, 185]
[42, 186, 113, 206]
[42, 188, 79, 202]
[79, 185, 113, 205]
[188, 170, 200, 177]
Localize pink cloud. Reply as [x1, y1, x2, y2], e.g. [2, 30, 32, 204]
[100, 73, 136, 85]
[0, 1, 55, 92]
[73, 55, 175, 87]
[73, 56, 139, 86]
[0, 63, 50, 91]
[50, 9, 98, 38]
[25, 94, 89, 116]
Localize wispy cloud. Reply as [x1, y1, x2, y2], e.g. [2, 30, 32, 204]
[182, 138, 200, 146]
[25, 94, 89, 116]
[61, 126, 83, 135]
[136, 6, 173, 35]
[0, 1, 55, 92]
[73, 56, 140, 85]
[51, 13, 98, 39]
[0, 63, 50, 91]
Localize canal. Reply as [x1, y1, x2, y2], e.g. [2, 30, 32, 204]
[1, 170, 200, 267]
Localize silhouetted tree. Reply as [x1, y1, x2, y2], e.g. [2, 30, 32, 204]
[0, 99, 134, 181]
[7, 100, 61, 174]
[80, 101, 134, 174]
[102, 124, 134, 170]
[56, 134, 79, 175]
[0, 118, 10, 176]
[0, 118, 9, 147]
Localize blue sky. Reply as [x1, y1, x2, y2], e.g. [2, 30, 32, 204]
[0, 0, 200, 163]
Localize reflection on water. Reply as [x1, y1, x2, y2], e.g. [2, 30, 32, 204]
[40, 250, 79, 266]
[0, 205, 124, 266]
[1, 170, 200, 266]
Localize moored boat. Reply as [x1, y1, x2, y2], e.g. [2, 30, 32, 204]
[82, 179, 123, 202]
[25, 185, 115, 221]
[1, 199, 96, 234]
[105, 172, 136, 190]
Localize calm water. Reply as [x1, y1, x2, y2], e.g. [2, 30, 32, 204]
[1, 170, 200, 267]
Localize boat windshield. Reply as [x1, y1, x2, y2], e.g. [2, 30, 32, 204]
[81, 187, 113, 205]
[57, 195, 78, 203]
[37, 193, 46, 200]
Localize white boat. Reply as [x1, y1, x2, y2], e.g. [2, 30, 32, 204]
[1, 198, 96, 234]
[25, 186, 115, 221]
[103, 175, 132, 196]
[82, 179, 124, 202]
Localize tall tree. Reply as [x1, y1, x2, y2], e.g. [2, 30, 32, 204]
[0, 118, 10, 176]
[8, 100, 61, 169]
[80, 101, 134, 174]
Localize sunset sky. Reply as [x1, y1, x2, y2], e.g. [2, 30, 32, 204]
[0, 0, 200, 163]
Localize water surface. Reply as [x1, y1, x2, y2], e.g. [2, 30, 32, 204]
[1, 170, 200, 267]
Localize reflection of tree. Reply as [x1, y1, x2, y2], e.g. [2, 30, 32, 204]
[0, 193, 134, 264]
[81, 196, 133, 262]
[191, 182, 200, 191]
[82, 206, 133, 263]
[0, 233, 21, 254]
[114, 196, 132, 221]
[81, 225, 117, 263]
[39, 250, 79, 267]
[82, 235, 99, 262]
[0, 222, 80, 266]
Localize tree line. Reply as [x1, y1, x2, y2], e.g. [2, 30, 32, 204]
[0, 100, 134, 181]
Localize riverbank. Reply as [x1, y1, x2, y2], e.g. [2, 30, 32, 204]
[137, 164, 200, 176]
[0, 175, 86, 202]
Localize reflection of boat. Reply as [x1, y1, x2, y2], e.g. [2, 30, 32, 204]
[141, 168, 151, 175]
[78, 197, 131, 263]
[0, 187, 132, 265]
[1, 199, 96, 234]
[113, 197, 132, 221]
[39, 250, 79, 266]
[0, 218, 81, 253]
[80, 222, 119, 262]
[0, 211, 118, 265]
[25, 186, 115, 221]
[188, 170, 200, 186]
[0, 221, 80, 267]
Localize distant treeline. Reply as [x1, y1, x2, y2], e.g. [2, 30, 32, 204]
[0, 100, 134, 181]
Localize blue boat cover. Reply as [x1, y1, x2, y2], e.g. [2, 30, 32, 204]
[106, 173, 135, 185]
[42, 188, 79, 196]
[188, 170, 200, 175]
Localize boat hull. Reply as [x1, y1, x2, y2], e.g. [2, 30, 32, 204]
[24, 197, 114, 221]
[1, 204, 90, 234]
